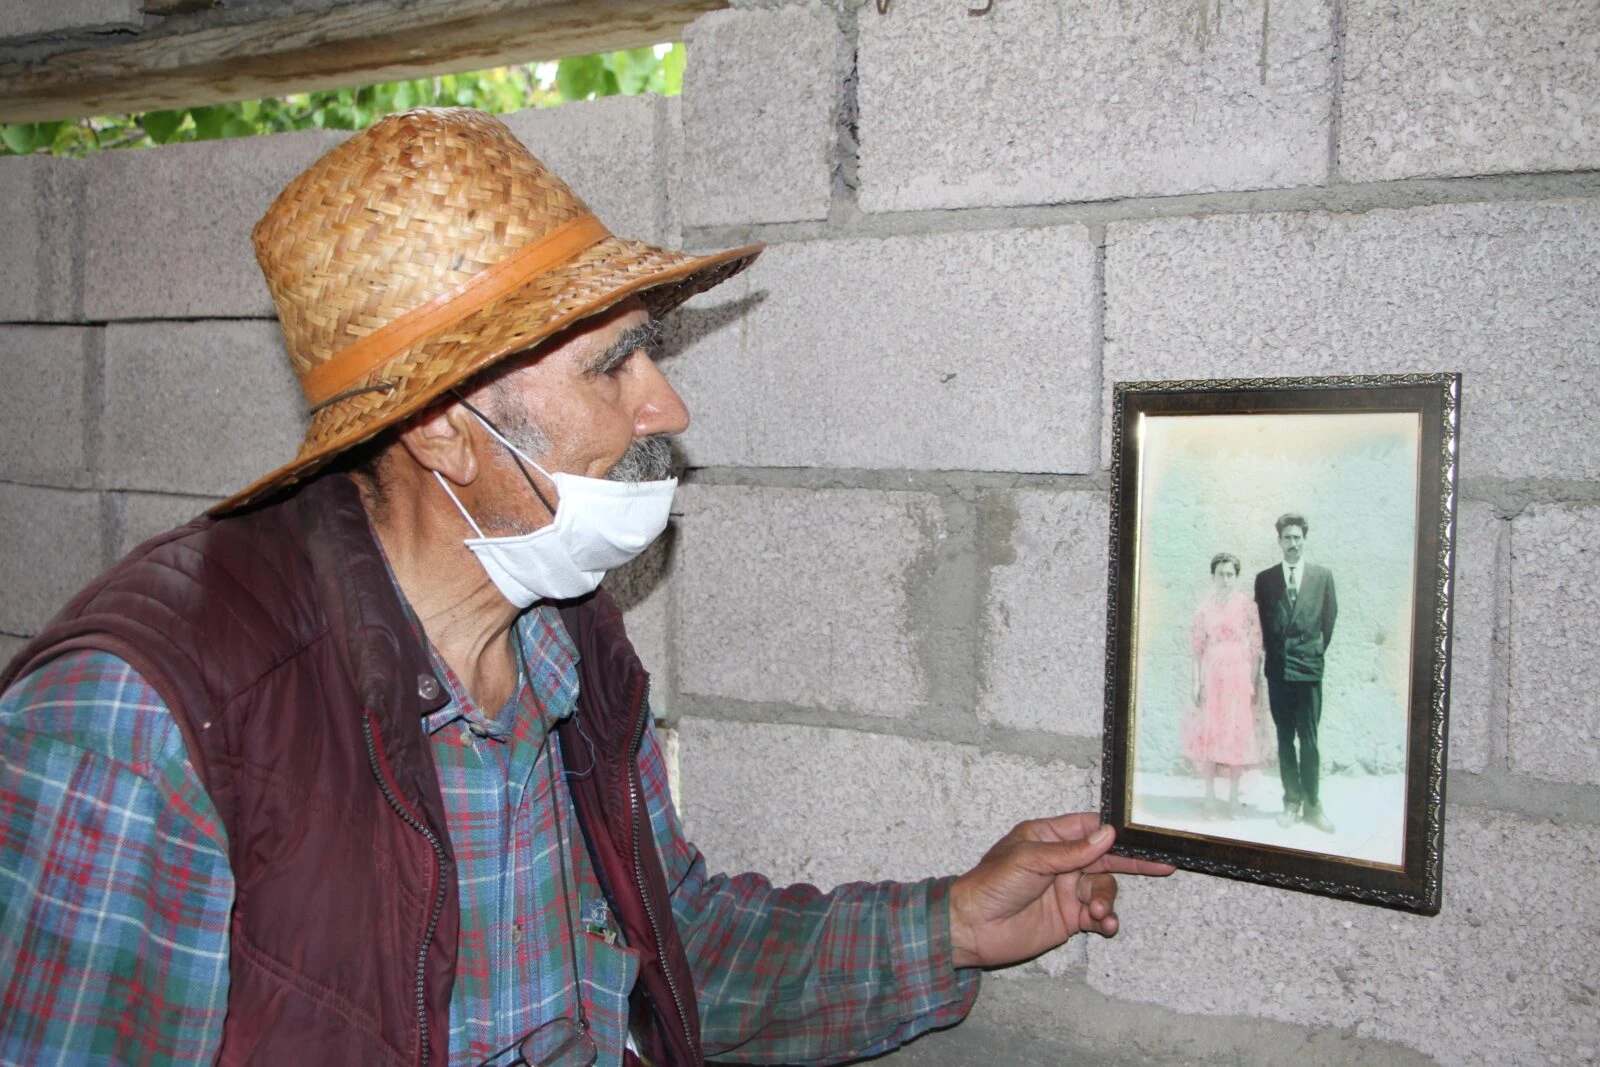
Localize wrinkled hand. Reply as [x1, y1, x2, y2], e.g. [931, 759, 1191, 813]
[948, 813, 1174, 969]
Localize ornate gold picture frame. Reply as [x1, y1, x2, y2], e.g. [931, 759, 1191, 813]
[1100, 374, 1459, 914]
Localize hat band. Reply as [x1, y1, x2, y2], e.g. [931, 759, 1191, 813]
[298, 213, 612, 408]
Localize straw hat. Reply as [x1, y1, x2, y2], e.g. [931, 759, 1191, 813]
[212, 106, 762, 514]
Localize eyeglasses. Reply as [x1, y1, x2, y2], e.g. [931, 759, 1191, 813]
[475, 1016, 598, 1067]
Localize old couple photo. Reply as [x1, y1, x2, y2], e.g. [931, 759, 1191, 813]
[1101, 376, 1457, 914]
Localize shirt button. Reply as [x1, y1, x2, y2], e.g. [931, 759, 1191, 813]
[468, 722, 491, 738]
[417, 674, 441, 700]
[513, 923, 523, 944]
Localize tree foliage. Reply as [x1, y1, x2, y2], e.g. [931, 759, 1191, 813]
[0, 44, 683, 158]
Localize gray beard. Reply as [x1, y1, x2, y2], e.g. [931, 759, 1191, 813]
[606, 434, 675, 483]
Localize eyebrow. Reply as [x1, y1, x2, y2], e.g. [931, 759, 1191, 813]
[587, 318, 663, 376]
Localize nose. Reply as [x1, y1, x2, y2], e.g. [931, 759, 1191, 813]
[632, 356, 691, 437]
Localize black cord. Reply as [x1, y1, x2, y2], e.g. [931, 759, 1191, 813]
[452, 392, 559, 518]
[516, 623, 591, 1041]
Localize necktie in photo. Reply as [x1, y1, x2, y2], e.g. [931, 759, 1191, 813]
[1287, 566, 1298, 607]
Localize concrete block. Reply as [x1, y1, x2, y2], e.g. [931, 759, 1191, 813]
[876, 972, 1440, 1067]
[660, 96, 685, 250]
[83, 127, 346, 321]
[675, 485, 941, 718]
[856, 0, 1335, 213]
[872, 971, 1436, 1066]
[677, 718, 1096, 886]
[111, 492, 212, 562]
[100, 321, 306, 496]
[1509, 503, 1600, 785]
[0, 326, 92, 488]
[678, 6, 841, 225]
[979, 489, 1110, 738]
[0, 634, 27, 669]
[1448, 503, 1499, 773]
[1089, 806, 1600, 1064]
[1341, 0, 1600, 182]
[500, 95, 672, 246]
[1103, 200, 1600, 480]
[0, 160, 45, 323]
[670, 226, 1098, 473]
[0, 0, 139, 38]
[0, 485, 105, 635]
[0, 156, 82, 323]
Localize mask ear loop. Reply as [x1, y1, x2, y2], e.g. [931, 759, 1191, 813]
[451, 391, 559, 518]
[431, 471, 489, 538]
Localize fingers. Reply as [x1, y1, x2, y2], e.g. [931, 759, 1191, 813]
[1090, 853, 1178, 878]
[1085, 910, 1121, 937]
[1023, 811, 1110, 844]
[1076, 872, 1121, 936]
[1024, 823, 1117, 878]
[1018, 815, 1179, 880]
[1076, 871, 1119, 913]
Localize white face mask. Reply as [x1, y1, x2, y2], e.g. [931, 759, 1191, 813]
[434, 411, 677, 607]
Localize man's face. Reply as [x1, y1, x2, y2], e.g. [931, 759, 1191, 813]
[465, 297, 688, 532]
[1278, 525, 1306, 565]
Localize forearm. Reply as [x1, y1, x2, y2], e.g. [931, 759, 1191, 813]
[638, 725, 977, 1065]
[675, 868, 979, 1065]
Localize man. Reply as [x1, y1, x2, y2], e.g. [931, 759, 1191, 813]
[0, 109, 1170, 1065]
[1254, 513, 1339, 834]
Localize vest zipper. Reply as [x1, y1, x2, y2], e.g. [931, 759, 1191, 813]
[365, 712, 448, 1067]
[628, 680, 698, 1064]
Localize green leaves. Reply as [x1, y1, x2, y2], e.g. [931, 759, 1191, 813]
[555, 53, 617, 102]
[0, 44, 684, 158]
[390, 79, 420, 112]
[0, 122, 64, 155]
[659, 43, 686, 96]
[191, 106, 256, 141]
[139, 109, 187, 144]
[0, 125, 33, 154]
[610, 48, 659, 95]
[554, 45, 683, 101]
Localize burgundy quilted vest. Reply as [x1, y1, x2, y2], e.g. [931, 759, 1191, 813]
[2, 474, 702, 1066]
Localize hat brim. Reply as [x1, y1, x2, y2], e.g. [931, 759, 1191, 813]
[211, 236, 762, 515]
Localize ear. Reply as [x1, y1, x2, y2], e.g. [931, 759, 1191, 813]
[396, 400, 482, 486]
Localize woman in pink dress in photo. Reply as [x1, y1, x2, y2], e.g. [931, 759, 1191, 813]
[1182, 552, 1265, 818]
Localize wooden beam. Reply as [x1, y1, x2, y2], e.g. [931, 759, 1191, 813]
[0, 0, 727, 122]
[141, 1, 220, 15]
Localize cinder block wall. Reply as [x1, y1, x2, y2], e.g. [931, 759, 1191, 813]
[2, 0, 1597, 1063]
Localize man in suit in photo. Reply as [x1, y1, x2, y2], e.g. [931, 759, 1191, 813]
[1255, 513, 1339, 833]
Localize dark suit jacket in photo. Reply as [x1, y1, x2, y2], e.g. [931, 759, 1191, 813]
[1255, 563, 1338, 683]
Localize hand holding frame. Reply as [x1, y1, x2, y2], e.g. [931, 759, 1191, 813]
[949, 812, 1174, 969]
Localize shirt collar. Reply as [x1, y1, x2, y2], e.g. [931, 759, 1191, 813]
[419, 606, 580, 738]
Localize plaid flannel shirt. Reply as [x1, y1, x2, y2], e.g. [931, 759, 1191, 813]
[0, 605, 978, 1066]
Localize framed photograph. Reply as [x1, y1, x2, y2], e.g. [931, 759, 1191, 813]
[1099, 374, 1459, 914]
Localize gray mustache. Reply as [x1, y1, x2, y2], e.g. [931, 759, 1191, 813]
[606, 435, 675, 483]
